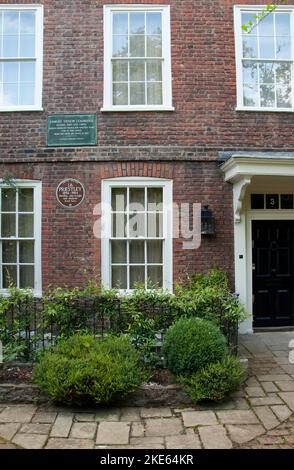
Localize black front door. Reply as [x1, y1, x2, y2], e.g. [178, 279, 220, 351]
[252, 220, 294, 328]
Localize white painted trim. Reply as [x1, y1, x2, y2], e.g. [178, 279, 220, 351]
[103, 4, 173, 111]
[0, 180, 42, 297]
[101, 177, 173, 292]
[234, 5, 294, 112]
[0, 4, 43, 112]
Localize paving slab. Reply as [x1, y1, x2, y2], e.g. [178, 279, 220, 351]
[120, 408, 141, 422]
[271, 405, 292, 421]
[46, 438, 94, 449]
[182, 411, 217, 427]
[275, 381, 294, 392]
[20, 423, 51, 434]
[145, 418, 183, 437]
[245, 387, 266, 397]
[199, 425, 232, 449]
[74, 413, 96, 422]
[253, 406, 279, 430]
[140, 407, 172, 418]
[226, 424, 265, 444]
[95, 408, 120, 422]
[165, 433, 202, 449]
[262, 382, 279, 393]
[70, 422, 97, 440]
[12, 433, 47, 449]
[0, 406, 36, 423]
[278, 392, 294, 411]
[131, 422, 144, 438]
[0, 423, 21, 441]
[249, 396, 283, 406]
[96, 421, 130, 445]
[32, 411, 57, 424]
[217, 410, 259, 425]
[50, 413, 73, 438]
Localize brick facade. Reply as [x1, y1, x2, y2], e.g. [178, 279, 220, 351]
[0, 0, 292, 291]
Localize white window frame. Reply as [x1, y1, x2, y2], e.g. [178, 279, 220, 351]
[234, 4, 294, 112]
[0, 4, 43, 112]
[0, 180, 42, 296]
[102, 4, 174, 112]
[101, 177, 173, 292]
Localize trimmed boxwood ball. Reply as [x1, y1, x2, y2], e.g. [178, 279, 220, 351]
[181, 356, 247, 402]
[162, 317, 227, 376]
[33, 333, 147, 405]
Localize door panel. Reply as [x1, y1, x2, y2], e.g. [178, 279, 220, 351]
[252, 220, 294, 327]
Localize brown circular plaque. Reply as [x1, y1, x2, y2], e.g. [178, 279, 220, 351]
[56, 179, 85, 208]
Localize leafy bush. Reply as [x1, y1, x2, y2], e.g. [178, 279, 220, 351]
[162, 317, 227, 376]
[181, 356, 246, 402]
[33, 333, 147, 405]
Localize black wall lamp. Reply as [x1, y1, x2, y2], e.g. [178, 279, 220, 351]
[201, 205, 215, 235]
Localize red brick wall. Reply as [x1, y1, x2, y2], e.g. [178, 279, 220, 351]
[0, 162, 234, 290]
[0, 0, 293, 157]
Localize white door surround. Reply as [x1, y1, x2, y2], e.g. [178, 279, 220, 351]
[221, 153, 294, 333]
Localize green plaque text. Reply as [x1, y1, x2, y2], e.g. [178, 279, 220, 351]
[47, 114, 97, 147]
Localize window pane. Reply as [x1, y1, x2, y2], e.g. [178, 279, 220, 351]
[276, 13, 291, 36]
[18, 214, 34, 237]
[19, 84, 35, 105]
[147, 60, 162, 82]
[20, 266, 34, 288]
[281, 194, 294, 209]
[147, 240, 163, 263]
[277, 85, 292, 108]
[19, 189, 34, 212]
[130, 82, 145, 105]
[3, 62, 18, 83]
[112, 213, 127, 237]
[20, 62, 35, 82]
[147, 213, 163, 237]
[111, 241, 127, 263]
[130, 188, 145, 209]
[129, 213, 145, 237]
[259, 36, 275, 58]
[242, 36, 258, 58]
[147, 188, 163, 210]
[243, 84, 258, 107]
[113, 35, 128, 57]
[130, 266, 145, 288]
[242, 61, 257, 84]
[112, 266, 127, 289]
[130, 60, 145, 82]
[20, 11, 35, 34]
[113, 60, 128, 82]
[130, 13, 145, 34]
[259, 62, 275, 84]
[147, 82, 162, 105]
[147, 266, 162, 287]
[2, 189, 16, 211]
[251, 194, 264, 209]
[258, 13, 274, 36]
[113, 83, 128, 105]
[2, 265, 17, 288]
[113, 13, 128, 35]
[130, 35, 145, 57]
[111, 188, 127, 211]
[147, 36, 162, 57]
[266, 194, 279, 209]
[130, 241, 145, 263]
[260, 84, 275, 107]
[2, 241, 17, 263]
[276, 62, 291, 84]
[3, 83, 18, 105]
[147, 13, 162, 35]
[241, 13, 257, 34]
[276, 37, 291, 59]
[1, 214, 16, 237]
[3, 35, 18, 58]
[19, 240, 34, 263]
[20, 35, 35, 57]
[3, 12, 19, 34]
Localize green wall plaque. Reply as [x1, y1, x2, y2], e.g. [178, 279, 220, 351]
[47, 114, 97, 147]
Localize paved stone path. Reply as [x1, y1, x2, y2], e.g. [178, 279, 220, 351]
[0, 332, 294, 449]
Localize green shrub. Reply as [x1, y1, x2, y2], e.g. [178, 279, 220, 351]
[181, 356, 246, 402]
[162, 317, 227, 376]
[33, 333, 147, 405]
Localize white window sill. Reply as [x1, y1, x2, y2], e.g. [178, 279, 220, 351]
[0, 289, 42, 298]
[101, 106, 175, 112]
[235, 107, 294, 113]
[0, 107, 43, 113]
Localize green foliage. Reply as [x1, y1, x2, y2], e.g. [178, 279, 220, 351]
[33, 333, 147, 405]
[242, 2, 287, 33]
[181, 356, 247, 402]
[162, 317, 227, 376]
